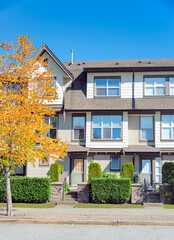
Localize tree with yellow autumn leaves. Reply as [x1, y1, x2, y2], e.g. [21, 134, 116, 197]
[0, 35, 68, 216]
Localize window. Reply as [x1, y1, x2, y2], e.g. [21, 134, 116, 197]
[44, 116, 58, 139]
[170, 78, 174, 95]
[162, 115, 174, 140]
[111, 157, 120, 170]
[155, 157, 162, 183]
[73, 116, 85, 140]
[15, 166, 24, 175]
[3, 83, 21, 94]
[95, 78, 120, 96]
[39, 158, 49, 166]
[144, 77, 166, 96]
[140, 116, 153, 141]
[92, 115, 121, 140]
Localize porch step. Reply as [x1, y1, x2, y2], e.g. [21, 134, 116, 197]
[145, 192, 161, 203]
[144, 203, 164, 208]
[56, 200, 78, 206]
[63, 191, 78, 201]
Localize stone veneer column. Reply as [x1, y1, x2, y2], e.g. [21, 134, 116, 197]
[50, 182, 63, 202]
[131, 184, 144, 204]
[77, 183, 90, 203]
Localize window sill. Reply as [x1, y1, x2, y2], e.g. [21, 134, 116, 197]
[160, 139, 174, 142]
[94, 96, 121, 99]
[91, 139, 122, 142]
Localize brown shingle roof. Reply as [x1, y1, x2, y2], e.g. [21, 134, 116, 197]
[65, 90, 132, 111]
[123, 145, 160, 153]
[135, 98, 174, 110]
[68, 144, 89, 153]
[64, 58, 174, 71]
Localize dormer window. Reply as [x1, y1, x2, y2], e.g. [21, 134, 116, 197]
[95, 77, 120, 97]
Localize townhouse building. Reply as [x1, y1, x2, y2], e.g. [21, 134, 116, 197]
[16, 44, 174, 187]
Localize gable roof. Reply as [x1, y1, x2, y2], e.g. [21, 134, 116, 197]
[33, 44, 73, 79]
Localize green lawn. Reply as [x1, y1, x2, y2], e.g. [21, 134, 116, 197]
[0, 202, 55, 208]
[75, 203, 144, 208]
[163, 204, 174, 209]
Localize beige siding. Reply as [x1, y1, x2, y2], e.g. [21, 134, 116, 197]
[121, 155, 133, 169]
[134, 155, 140, 172]
[93, 154, 111, 173]
[162, 155, 174, 165]
[128, 116, 139, 145]
[42, 52, 68, 106]
[58, 112, 72, 142]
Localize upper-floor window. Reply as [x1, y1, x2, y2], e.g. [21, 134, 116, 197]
[162, 115, 174, 140]
[95, 77, 120, 96]
[44, 116, 58, 139]
[140, 116, 153, 141]
[170, 78, 174, 95]
[73, 116, 85, 140]
[144, 77, 166, 96]
[92, 115, 121, 140]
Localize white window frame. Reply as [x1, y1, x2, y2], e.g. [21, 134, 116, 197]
[95, 78, 120, 97]
[92, 115, 122, 140]
[111, 157, 120, 170]
[144, 77, 166, 96]
[170, 77, 174, 95]
[44, 116, 58, 139]
[140, 116, 153, 141]
[162, 115, 174, 140]
[73, 116, 85, 140]
[39, 158, 49, 166]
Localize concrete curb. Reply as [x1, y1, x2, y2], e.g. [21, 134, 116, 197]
[0, 218, 174, 226]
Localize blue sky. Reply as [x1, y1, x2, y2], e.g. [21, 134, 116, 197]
[0, 0, 174, 62]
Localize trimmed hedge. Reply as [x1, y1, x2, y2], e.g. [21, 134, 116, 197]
[0, 176, 51, 203]
[162, 162, 174, 183]
[50, 163, 64, 182]
[88, 163, 102, 183]
[120, 163, 134, 183]
[102, 171, 118, 179]
[171, 179, 174, 195]
[91, 178, 131, 204]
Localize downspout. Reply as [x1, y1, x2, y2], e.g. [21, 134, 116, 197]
[132, 69, 135, 109]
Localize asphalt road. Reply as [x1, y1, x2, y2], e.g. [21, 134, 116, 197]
[0, 224, 174, 240]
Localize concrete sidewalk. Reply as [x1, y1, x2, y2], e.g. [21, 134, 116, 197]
[0, 207, 174, 226]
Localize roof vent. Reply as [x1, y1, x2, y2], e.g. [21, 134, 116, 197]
[71, 50, 74, 64]
[82, 62, 85, 65]
[138, 61, 142, 63]
[148, 61, 151, 64]
[116, 62, 119, 65]
[77, 63, 81, 65]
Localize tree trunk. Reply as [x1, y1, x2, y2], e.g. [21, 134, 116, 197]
[4, 167, 13, 216]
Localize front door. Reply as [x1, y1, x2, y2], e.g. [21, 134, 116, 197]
[72, 159, 84, 186]
[141, 159, 152, 186]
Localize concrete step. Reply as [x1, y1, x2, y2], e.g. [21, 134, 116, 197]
[56, 200, 78, 206]
[144, 203, 164, 208]
[63, 197, 77, 201]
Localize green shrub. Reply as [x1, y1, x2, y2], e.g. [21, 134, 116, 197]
[162, 162, 174, 183]
[0, 176, 51, 203]
[120, 163, 134, 183]
[91, 178, 131, 204]
[50, 163, 64, 182]
[64, 182, 70, 192]
[171, 179, 174, 195]
[102, 171, 118, 179]
[88, 163, 102, 183]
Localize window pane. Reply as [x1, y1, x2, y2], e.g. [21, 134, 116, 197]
[103, 115, 111, 127]
[108, 88, 119, 96]
[156, 78, 165, 86]
[145, 78, 154, 86]
[112, 115, 121, 128]
[74, 129, 84, 139]
[170, 87, 174, 95]
[156, 87, 165, 95]
[111, 157, 119, 170]
[93, 128, 101, 139]
[50, 129, 57, 139]
[50, 117, 57, 128]
[93, 116, 102, 128]
[141, 129, 153, 140]
[103, 128, 111, 139]
[170, 78, 174, 86]
[44, 117, 49, 124]
[108, 79, 119, 87]
[162, 128, 171, 139]
[96, 79, 107, 87]
[141, 117, 153, 128]
[16, 166, 24, 174]
[113, 128, 121, 139]
[73, 116, 85, 129]
[162, 115, 171, 127]
[145, 87, 154, 95]
[96, 88, 107, 96]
